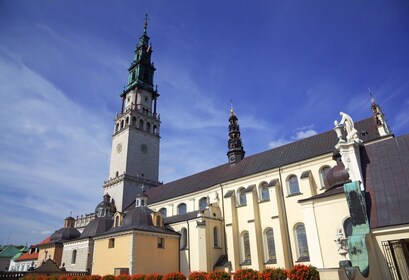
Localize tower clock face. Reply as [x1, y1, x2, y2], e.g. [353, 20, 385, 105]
[140, 144, 148, 154]
[116, 143, 122, 153]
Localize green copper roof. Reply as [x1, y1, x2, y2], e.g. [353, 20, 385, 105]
[0, 245, 20, 258]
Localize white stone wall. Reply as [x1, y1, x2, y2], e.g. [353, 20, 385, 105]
[62, 239, 93, 272]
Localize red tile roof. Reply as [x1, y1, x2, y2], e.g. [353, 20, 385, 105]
[16, 251, 38, 262]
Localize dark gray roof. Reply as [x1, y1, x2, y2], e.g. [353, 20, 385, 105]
[147, 118, 381, 204]
[163, 211, 200, 224]
[103, 206, 178, 236]
[361, 134, 409, 229]
[50, 227, 81, 244]
[80, 216, 114, 238]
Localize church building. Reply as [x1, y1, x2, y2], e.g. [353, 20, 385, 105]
[50, 19, 409, 280]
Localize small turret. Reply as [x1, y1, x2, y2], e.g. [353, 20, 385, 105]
[370, 95, 392, 137]
[227, 108, 245, 164]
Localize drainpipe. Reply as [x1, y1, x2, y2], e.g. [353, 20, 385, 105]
[187, 220, 191, 273]
[278, 166, 294, 268]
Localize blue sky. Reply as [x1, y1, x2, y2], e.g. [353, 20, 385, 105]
[0, 1, 408, 245]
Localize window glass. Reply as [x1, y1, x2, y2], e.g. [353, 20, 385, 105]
[243, 232, 251, 262]
[343, 217, 352, 238]
[266, 228, 276, 262]
[177, 203, 187, 214]
[213, 227, 219, 247]
[320, 166, 331, 188]
[295, 224, 310, 261]
[199, 197, 208, 211]
[288, 176, 300, 194]
[239, 188, 247, 206]
[159, 208, 167, 217]
[260, 183, 270, 201]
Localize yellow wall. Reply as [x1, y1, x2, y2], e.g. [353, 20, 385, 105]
[93, 233, 132, 276]
[134, 233, 179, 274]
[37, 245, 63, 267]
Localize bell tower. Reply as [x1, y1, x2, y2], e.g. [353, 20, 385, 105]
[104, 15, 161, 211]
[227, 108, 245, 164]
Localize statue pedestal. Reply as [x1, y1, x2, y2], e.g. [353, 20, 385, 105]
[335, 141, 364, 191]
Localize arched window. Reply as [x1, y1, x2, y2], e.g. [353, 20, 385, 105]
[241, 231, 251, 264]
[177, 203, 187, 214]
[156, 216, 161, 227]
[120, 120, 124, 129]
[213, 226, 219, 247]
[126, 116, 129, 125]
[114, 215, 121, 227]
[71, 250, 77, 264]
[153, 125, 158, 134]
[181, 227, 188, 249]
[141, 199, 145, 206]
[319, 166, 331, 188]
[238, 188, 247, 206]
[288, 175, 300, 195]
[115, 123, 119, 132]
[132, 117, 136, 126]
[159, 208, 167, 217]
[146, 122, 151, 132]
[343, 217, 352, 238]
[139, 119, 144, 130]
[259, 182, 270, 201]
[199, 197, 208, 211]
[295, 224, 310, 262]
[265, 228, 276, 263]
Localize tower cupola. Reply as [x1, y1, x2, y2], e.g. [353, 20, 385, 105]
[370, 95, 392, 136]
[227, 108, 245, 164]
[126, 14, 156, 92]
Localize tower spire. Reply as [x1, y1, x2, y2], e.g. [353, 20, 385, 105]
[227, 108, 245, 164]
[143, 14, 149, 34]
[369, 91, 392, 136]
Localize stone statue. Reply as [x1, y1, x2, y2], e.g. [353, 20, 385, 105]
[334, 227, 348, 259]
[335, 112, 362, 143]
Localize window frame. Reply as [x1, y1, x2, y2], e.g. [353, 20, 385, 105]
[264, 228, 276, 264]
[287, 175, 301, 195]
[238, 188, 247, 206]
[259, 182, 270, 201]
[319, 165, 331, 189]
[177, 203, 187, 214]
[294, 223, 310, 262]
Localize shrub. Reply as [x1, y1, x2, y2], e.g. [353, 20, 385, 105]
[261, 268, 287, 280]
[145, 274, 163, 280]
[163, 272, 186, 280]
[208, 271, 229, 280]
[115, 275, 131, 280]
[287, 264, 319, 280]
[102, 275, 115, 280]
[131, 275, 145, 280]
[189, 271, 208, 280]
[233, 269, 261, 280]
[90, 276, 103, 280]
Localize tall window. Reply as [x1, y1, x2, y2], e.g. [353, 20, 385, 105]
[319, 166, 331, 188]
[288, 175, 300, 194]
[343, 217, 352, 238]
[157, 237, 164, 248]
[295, 224, 310, 261]
[181, 228, 188, 249]
[159, 208, 167, 217]
[260, 182, 270, 201]
[177, 203, 187, 214]
[213, 227, 219, 247]
[156, 216, 161, 227]
[71, 249, 77, 264]
[265, 228, 276, 263]
[199, 197, 208, 211]
[108, 238, 115, 248]
[238, 188, 247, 206]
[242, 231, 251, 264]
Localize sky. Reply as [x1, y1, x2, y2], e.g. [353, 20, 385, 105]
[0, 0, 408, 246]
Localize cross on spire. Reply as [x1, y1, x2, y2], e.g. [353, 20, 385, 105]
[144, 14, 149, 34]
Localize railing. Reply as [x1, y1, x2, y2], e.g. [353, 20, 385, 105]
[0, 270, 90, 279]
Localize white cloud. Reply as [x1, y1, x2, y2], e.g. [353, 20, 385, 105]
[0, 56, 112, 245]
[267, 126, 317, 149]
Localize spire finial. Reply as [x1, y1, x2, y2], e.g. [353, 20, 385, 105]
[230, 99, 234, 115]
[368, 88, 375, 103]
[144, 14, 149, 34]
